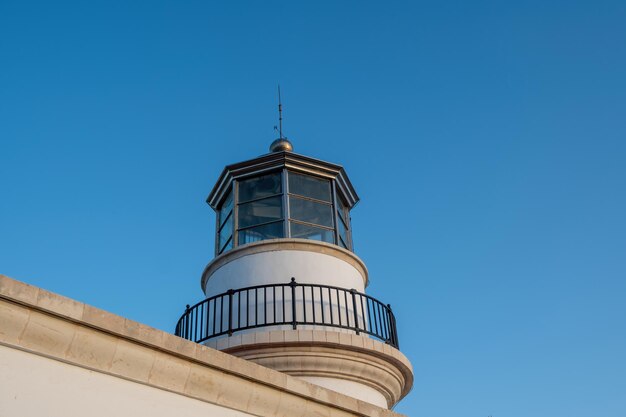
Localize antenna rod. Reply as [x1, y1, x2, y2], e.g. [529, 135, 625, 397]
[278, 85, 283, 139]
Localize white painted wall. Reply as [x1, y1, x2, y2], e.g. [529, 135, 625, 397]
[0, 345, 253, 417]
[204, 250, 366, 296]
[202, 250, 369, 337]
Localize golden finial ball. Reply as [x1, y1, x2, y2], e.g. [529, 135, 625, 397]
[269, 138, 294, 153]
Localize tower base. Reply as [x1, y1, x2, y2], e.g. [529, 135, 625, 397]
[206, 329, 413, 409]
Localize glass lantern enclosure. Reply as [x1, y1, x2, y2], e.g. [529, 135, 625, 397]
[216, 170, 352, 255]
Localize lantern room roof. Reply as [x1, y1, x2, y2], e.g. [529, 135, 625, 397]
[207, 150, 359, 210]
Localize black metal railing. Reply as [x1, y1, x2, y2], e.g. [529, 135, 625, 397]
[175, 278, 399, 348]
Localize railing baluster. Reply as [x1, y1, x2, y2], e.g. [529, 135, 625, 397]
[185, 304, 190, 340]
[389, 304, 399, 348]
[302, 285, 307, 323]
[290, 277, 297, 329]
[190, 308, 194, 342]
[237, 291, 241, 330]
[199, 303, 204, 341]
[319, 286, 324, 324]
[343, 290, 349, 328]
[282, 286, 285, 324]
[228, 289, 233, 336]
[371, 299, 378, 337]
[328, 287, 334, 325]
[203, 302, 207, 340]
[212, 299, 216, 336]
[363, 298, 370, 334]
[255, 288, 258, 326]
[311, 285, 316, 323]
[382, 303, 387, 340]
[336, 289, 342, 327]
[220, 296, 224, 334]
[350, 289, 360, 334]
[273, 286, 276, 324]
[359, 294, 366, 334]
[376, 303, 383, 337]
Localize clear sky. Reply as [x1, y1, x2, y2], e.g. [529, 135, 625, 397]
[1, 1, 625, 416]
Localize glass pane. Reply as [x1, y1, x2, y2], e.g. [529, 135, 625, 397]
[238, 196, 283, 229]
[219, 235, 233, 254]
[238, 221, 284, 245]
[238, 172, 282, 203]
[289, 196, 333, 227]
[219, 210, 233, 232]
[337, 196, 348, 222]
[338, 236, 348, 249]
[218, 214, 233, 250]
[338, 216, 349, 246]
[290, 222, 334, 244]
[219, 189, 233, 226]
[288, 172, 331, 202]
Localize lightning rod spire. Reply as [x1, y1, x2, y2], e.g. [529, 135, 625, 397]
[269, 85, 294, 153]
[278, 85, 283, 139]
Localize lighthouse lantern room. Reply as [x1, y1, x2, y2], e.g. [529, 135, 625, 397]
[208, 138, 357, 255]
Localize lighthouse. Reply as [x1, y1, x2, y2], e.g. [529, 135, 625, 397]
[176, 138, 413, 409]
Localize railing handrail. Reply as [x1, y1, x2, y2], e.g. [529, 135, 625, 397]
[175, 279, 399, 348]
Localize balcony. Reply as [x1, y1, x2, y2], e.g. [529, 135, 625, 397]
[175, 278, 399, 348]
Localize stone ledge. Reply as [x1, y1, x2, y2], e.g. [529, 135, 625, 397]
[212, 329, 412, 373]
[218, 330, 413, 408]
[0, 274, 405, 417]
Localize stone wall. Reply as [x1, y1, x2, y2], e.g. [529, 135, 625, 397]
[0, 274, 405, 417]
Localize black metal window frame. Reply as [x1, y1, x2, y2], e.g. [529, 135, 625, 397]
[235, 170, 284, 248]
[216, 186, 234, 255]
[335, 194, 352, 250]
[214, 169, 354, 256]
[285, 170, 336, 244]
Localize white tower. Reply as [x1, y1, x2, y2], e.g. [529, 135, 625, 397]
[176, 139, 413, 409]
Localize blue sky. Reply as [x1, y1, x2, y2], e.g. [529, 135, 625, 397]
[1, 1, 625, 416]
